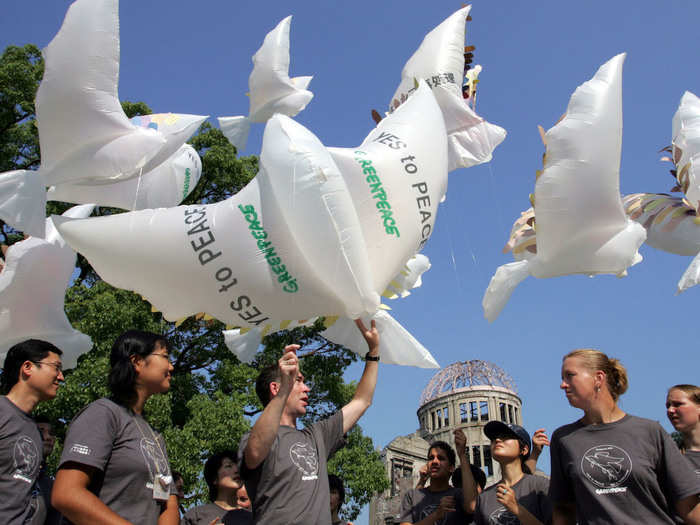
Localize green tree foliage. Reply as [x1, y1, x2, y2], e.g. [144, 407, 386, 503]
[1, 44, 388, 519]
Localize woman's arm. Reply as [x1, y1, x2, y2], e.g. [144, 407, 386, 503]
[158, 495, 180, 525]
[676, 494, 700, 525]
[551, 502, 577, 525]
[52, 462, 131, 525]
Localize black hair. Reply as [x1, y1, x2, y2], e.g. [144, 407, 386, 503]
[428, 440, 456, 466]
[172, 470, 183, 483]
[451, 464, 487, 490]
[328, 474, 345, 506]
[1, 339, 63, 394]
[108, 330, 168, 406]
[34, 414, 51, 425]
[255, 364, 281, 407]
[203, 449, 238, 502]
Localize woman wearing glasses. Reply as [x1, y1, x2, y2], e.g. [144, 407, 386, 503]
[53, 330, 179, 525]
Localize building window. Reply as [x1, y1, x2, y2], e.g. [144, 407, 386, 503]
[460, 403, 468, 423]
[513, 406, 519, 424]
[483, 445, 494, 476]
[471, 445, 482, 468]
[480, 401, 489, 421]
[499, 402, 507, 422]
[508, 405, 514, 423]
[443, 407, 449, 427]
[470, 401, 478, 422]
[431, 412, 435, 430]
[391, 458, 413, 496]
[437, 410, 442, 429]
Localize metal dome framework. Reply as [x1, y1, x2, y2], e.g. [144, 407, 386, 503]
[419, 360, 517, 406]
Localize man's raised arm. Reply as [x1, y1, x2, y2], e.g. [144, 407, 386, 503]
[341, 319, 380, 434]
[244, 344, 300, 470]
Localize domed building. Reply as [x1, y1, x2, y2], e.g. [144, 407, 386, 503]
[369, 360, 524, 524]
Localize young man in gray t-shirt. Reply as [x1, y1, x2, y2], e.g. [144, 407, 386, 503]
[240, 319, 380, 524]
[0, 339, 64, 525]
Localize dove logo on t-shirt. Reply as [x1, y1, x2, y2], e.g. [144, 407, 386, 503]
[12, 435, 39, 483]
[289, 441, 318, 480]
[580, 444, 632, 493]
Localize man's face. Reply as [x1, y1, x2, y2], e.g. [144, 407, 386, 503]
[36, 422, 55, 457]
[427, 447, 454, 481]
[28, 351, 64, 401]
[174, 477, 185, 500]
[280, 372, 310, 418]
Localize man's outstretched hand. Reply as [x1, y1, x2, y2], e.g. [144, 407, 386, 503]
[355, 319, 379, 355]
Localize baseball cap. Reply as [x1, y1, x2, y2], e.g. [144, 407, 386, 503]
[483, 421, 531, 458]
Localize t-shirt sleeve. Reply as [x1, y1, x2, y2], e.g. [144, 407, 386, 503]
[548, 430, 574, 505]
[655, 423, 700, 502]
[399, 489, 416, 523]
[59, 400, 118, 472]
[314, 411, 345, 458]
[474, 493, 485, 525]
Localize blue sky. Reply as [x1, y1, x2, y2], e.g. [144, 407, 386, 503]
[4, 1, 700, 522]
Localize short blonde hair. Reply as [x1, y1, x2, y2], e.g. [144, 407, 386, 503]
[668, 384, 700, 405]
[564, 349, 628, 400]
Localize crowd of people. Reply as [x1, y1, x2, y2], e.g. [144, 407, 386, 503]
[1, 321, 699, 524]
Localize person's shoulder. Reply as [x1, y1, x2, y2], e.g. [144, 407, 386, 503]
[0, 395, 20, 420]
[183, 502, 217, 520]
[551, 419, 584, 441]
[70, 397, 124, 427]
[522, 472, 549, 491]
[621, 413, 657, 427]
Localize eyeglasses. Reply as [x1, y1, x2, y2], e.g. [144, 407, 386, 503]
[149, 352, 174, 365]
[30, 361, 63, 374]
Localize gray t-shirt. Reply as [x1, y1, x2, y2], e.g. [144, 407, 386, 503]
[474, 473, 551, 525]
[0, 396, 45, 525]
[239, 411, 345, 524]
[684, 450, 700, 478]
[183, 502, 253, 524]
[59, 398, 175, 525]
[399, 486, 469, 524]
[549, 414, 700, 525]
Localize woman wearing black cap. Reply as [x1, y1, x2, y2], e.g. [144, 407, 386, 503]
[465, 421, 551, 525]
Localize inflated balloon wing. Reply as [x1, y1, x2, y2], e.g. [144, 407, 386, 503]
[218, 16, 313, 152]
[48, 113, 204, 209]
[56, 82, 446, 367]
[671, 92, 700, 213]
[0, 171, 46, 238]
[387, 5, 506, 171]
[483, 54, 646, 321]
[0, 205, 94, 369]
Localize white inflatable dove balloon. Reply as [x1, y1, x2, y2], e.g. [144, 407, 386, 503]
[483, 54, 646, 321]
[0, 0, 207, 236]
[388, 5, 506, 172]
[56, 82, 446, 367]
[0, 205, 94, 369]
[218, 16, 313, 152]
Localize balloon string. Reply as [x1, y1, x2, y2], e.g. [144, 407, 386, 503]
[445, 200, 463, 293]
[486, 162, 506, 236]
[132, 166, 144, 210]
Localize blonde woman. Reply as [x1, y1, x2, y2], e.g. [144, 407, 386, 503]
[550, 349, 700, 525]
[666, 384, 700, 476]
